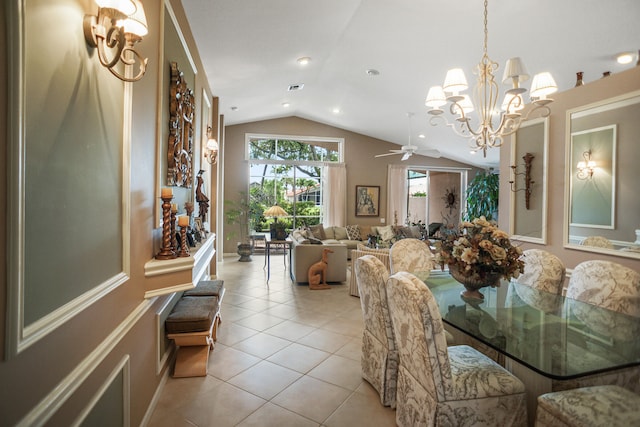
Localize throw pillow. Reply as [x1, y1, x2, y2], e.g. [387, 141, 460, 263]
[333, 226, 348, 240]
[408, 225, 423, 239]
[309, 224, 326, 240]
[346, 225, 361, 241]
[291, 229, 310, 244]
[378, 225, 395, 241]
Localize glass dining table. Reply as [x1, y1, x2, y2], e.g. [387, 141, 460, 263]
[421, 270, 640, 425]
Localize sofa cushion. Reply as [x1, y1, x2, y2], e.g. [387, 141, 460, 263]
[308, 237, 323, 244]
[408, 225, 423, 239]
[166, 296, 218, 334]
[346, 225, 361, 241]
[360, 225, 373, 238]
[309, 224, 326, 240]
[378, 225, 395, 241]
[333, 226, 349, 240]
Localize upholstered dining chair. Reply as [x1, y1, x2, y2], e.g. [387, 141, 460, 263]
[354, 255, 397, 407]
[566, 260, 640, 340]
[506, 249, 566, 313]
[389, 238, 434, 276]
[567, 260, 640, 316]
[579, 235, 614, 249]
[349, 245, 390, 297]
[386, 271, 527, 426]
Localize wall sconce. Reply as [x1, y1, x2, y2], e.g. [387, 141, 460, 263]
[83, 0, 149, 82]
[509, 152, 535, 209]
[204, 126, 219, 164]
[576, 150, 596, 180]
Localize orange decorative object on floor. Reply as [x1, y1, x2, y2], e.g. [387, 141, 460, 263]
[308, 248, 333, 290]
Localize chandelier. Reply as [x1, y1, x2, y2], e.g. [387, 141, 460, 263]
[425, 0, 558, 157]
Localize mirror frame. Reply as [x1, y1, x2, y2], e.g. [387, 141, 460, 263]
[509, 117, 549, 244]
[564, 89, 640, 260]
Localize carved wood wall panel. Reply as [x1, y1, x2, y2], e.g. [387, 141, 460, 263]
[167, 61, 194, 188]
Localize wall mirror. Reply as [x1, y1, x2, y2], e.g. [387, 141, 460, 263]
[564, 90, 640, 259]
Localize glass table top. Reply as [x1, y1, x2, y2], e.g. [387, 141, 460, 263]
[422, 271, 640, 380]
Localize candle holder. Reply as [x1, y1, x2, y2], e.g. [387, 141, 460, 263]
[156, 195, 177, 259]
[170, 207, 178, 254]
[177, 224, 190, 257]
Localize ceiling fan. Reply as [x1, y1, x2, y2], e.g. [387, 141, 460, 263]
[375, 113, 441, 161]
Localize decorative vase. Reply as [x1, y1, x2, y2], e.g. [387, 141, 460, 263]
[237, 242, 253, 262]
[449, 265, 501, 301]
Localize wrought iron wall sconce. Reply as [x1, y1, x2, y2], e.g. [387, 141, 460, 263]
[204, 126, 219, 164]
[83, 0, 149, 82]
[576, 149, 596, 180]
[509, 152, 535, 209]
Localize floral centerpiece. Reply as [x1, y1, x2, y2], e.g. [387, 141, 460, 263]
[435, 216, 524, 299]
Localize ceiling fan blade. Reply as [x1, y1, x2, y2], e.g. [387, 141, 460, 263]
[374, 152, 400, 158]
[401, 151, 412, 161]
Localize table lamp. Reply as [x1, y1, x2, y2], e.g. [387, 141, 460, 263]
[264, 205, 288, 239]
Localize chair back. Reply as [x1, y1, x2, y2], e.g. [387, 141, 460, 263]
[518, 249, 565, 294]
[579, 235, 614, 249]
[389, 238, 434, 275]
[349, 246, 390, 297]
[567, 260, 640, 316]
[386, 271, 451, 402]
[355, 255, 393, 350]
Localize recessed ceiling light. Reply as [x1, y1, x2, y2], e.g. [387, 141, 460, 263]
[616, 52, 634, 64]
[418, 134, 426, 139]
[297, 56, 311, 65]
[469, 150, 476, 155]
[332, 107, 341, 114]
[230, 106, 238, 111]
[282, 102, 291, 108]
[365, 69, 380, 76]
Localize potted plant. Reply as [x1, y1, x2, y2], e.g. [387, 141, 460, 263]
[464, 169, 499, 221]
[225, 193, 254, 262]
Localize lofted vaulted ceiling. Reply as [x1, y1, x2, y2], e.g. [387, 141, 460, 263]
[182, 0, 640, 168]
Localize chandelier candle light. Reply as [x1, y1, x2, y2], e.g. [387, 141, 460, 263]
[425, 0, 558, 157]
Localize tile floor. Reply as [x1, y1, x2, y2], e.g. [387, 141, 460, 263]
[148, 253, 397, 426]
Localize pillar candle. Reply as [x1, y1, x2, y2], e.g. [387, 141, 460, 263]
[178, 216, 189, 227]
[171, 203, 178, 213]
[161, 187, 173, 198]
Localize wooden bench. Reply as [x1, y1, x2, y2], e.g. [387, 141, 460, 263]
[165, 280, 224, 378]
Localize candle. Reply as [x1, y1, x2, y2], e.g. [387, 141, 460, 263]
[171, 203, 178, 213]
[178, 216, 189, 227]
[161, 187, 173, 198]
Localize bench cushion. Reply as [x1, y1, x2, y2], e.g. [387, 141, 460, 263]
[183, 280, 225, 297]
[165, 296, 218, 334]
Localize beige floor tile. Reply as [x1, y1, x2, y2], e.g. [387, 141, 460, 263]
[271, 376, 352, 423]
[232, 331, 292, 359]
[267, 342, 331, 373]
[227, 360, 302, 400]
[178, 382, 266, 426]
[263, 319, 315, 341]
[297, 328, 354, 353]
[207, 346, 261, 381]
[307, 354, 364, 390]
[323, 389, 397, 427]
[236, 402, 320, 427]
[334, 337, 362, 362]
[234, 312, 287, 331]
[215, 322, 258, 347]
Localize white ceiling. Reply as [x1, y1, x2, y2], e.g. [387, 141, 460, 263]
[182, 0, 640, 168]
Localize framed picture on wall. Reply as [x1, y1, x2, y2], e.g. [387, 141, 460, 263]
[356, 185, 380, 217]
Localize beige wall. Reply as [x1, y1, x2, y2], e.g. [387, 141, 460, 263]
[0, 1, 216, 424]
[500, 65, 640, 272]
[222, 116, 479, 253]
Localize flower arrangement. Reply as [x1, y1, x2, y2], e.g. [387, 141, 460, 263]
[435, 216, 524, 285]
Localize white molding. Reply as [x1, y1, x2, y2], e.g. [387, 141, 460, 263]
[144, 282, 193, 299]
[140, 366, 171, 426]
[155, 294, 181, 374]
[16, 299, 154, 427]
[71, 355, 131, 427]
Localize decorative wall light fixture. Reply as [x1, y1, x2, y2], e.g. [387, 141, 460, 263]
[83, 0, 149, 82]
[425, 0, 557, 157]
[204, 126, 219, 164]
[509, 152, 535, 209]
[576, 150, 596, 180]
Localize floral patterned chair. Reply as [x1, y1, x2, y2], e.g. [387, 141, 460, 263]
[535, 385, 640, 427]
[389, 238, 435, 276]
[507, 249, 566, 313]
[579, 235, 614, 249]
[354, 255, 398, 407]
[566, 260, 640, 340]
[386, 271, 527, 426]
